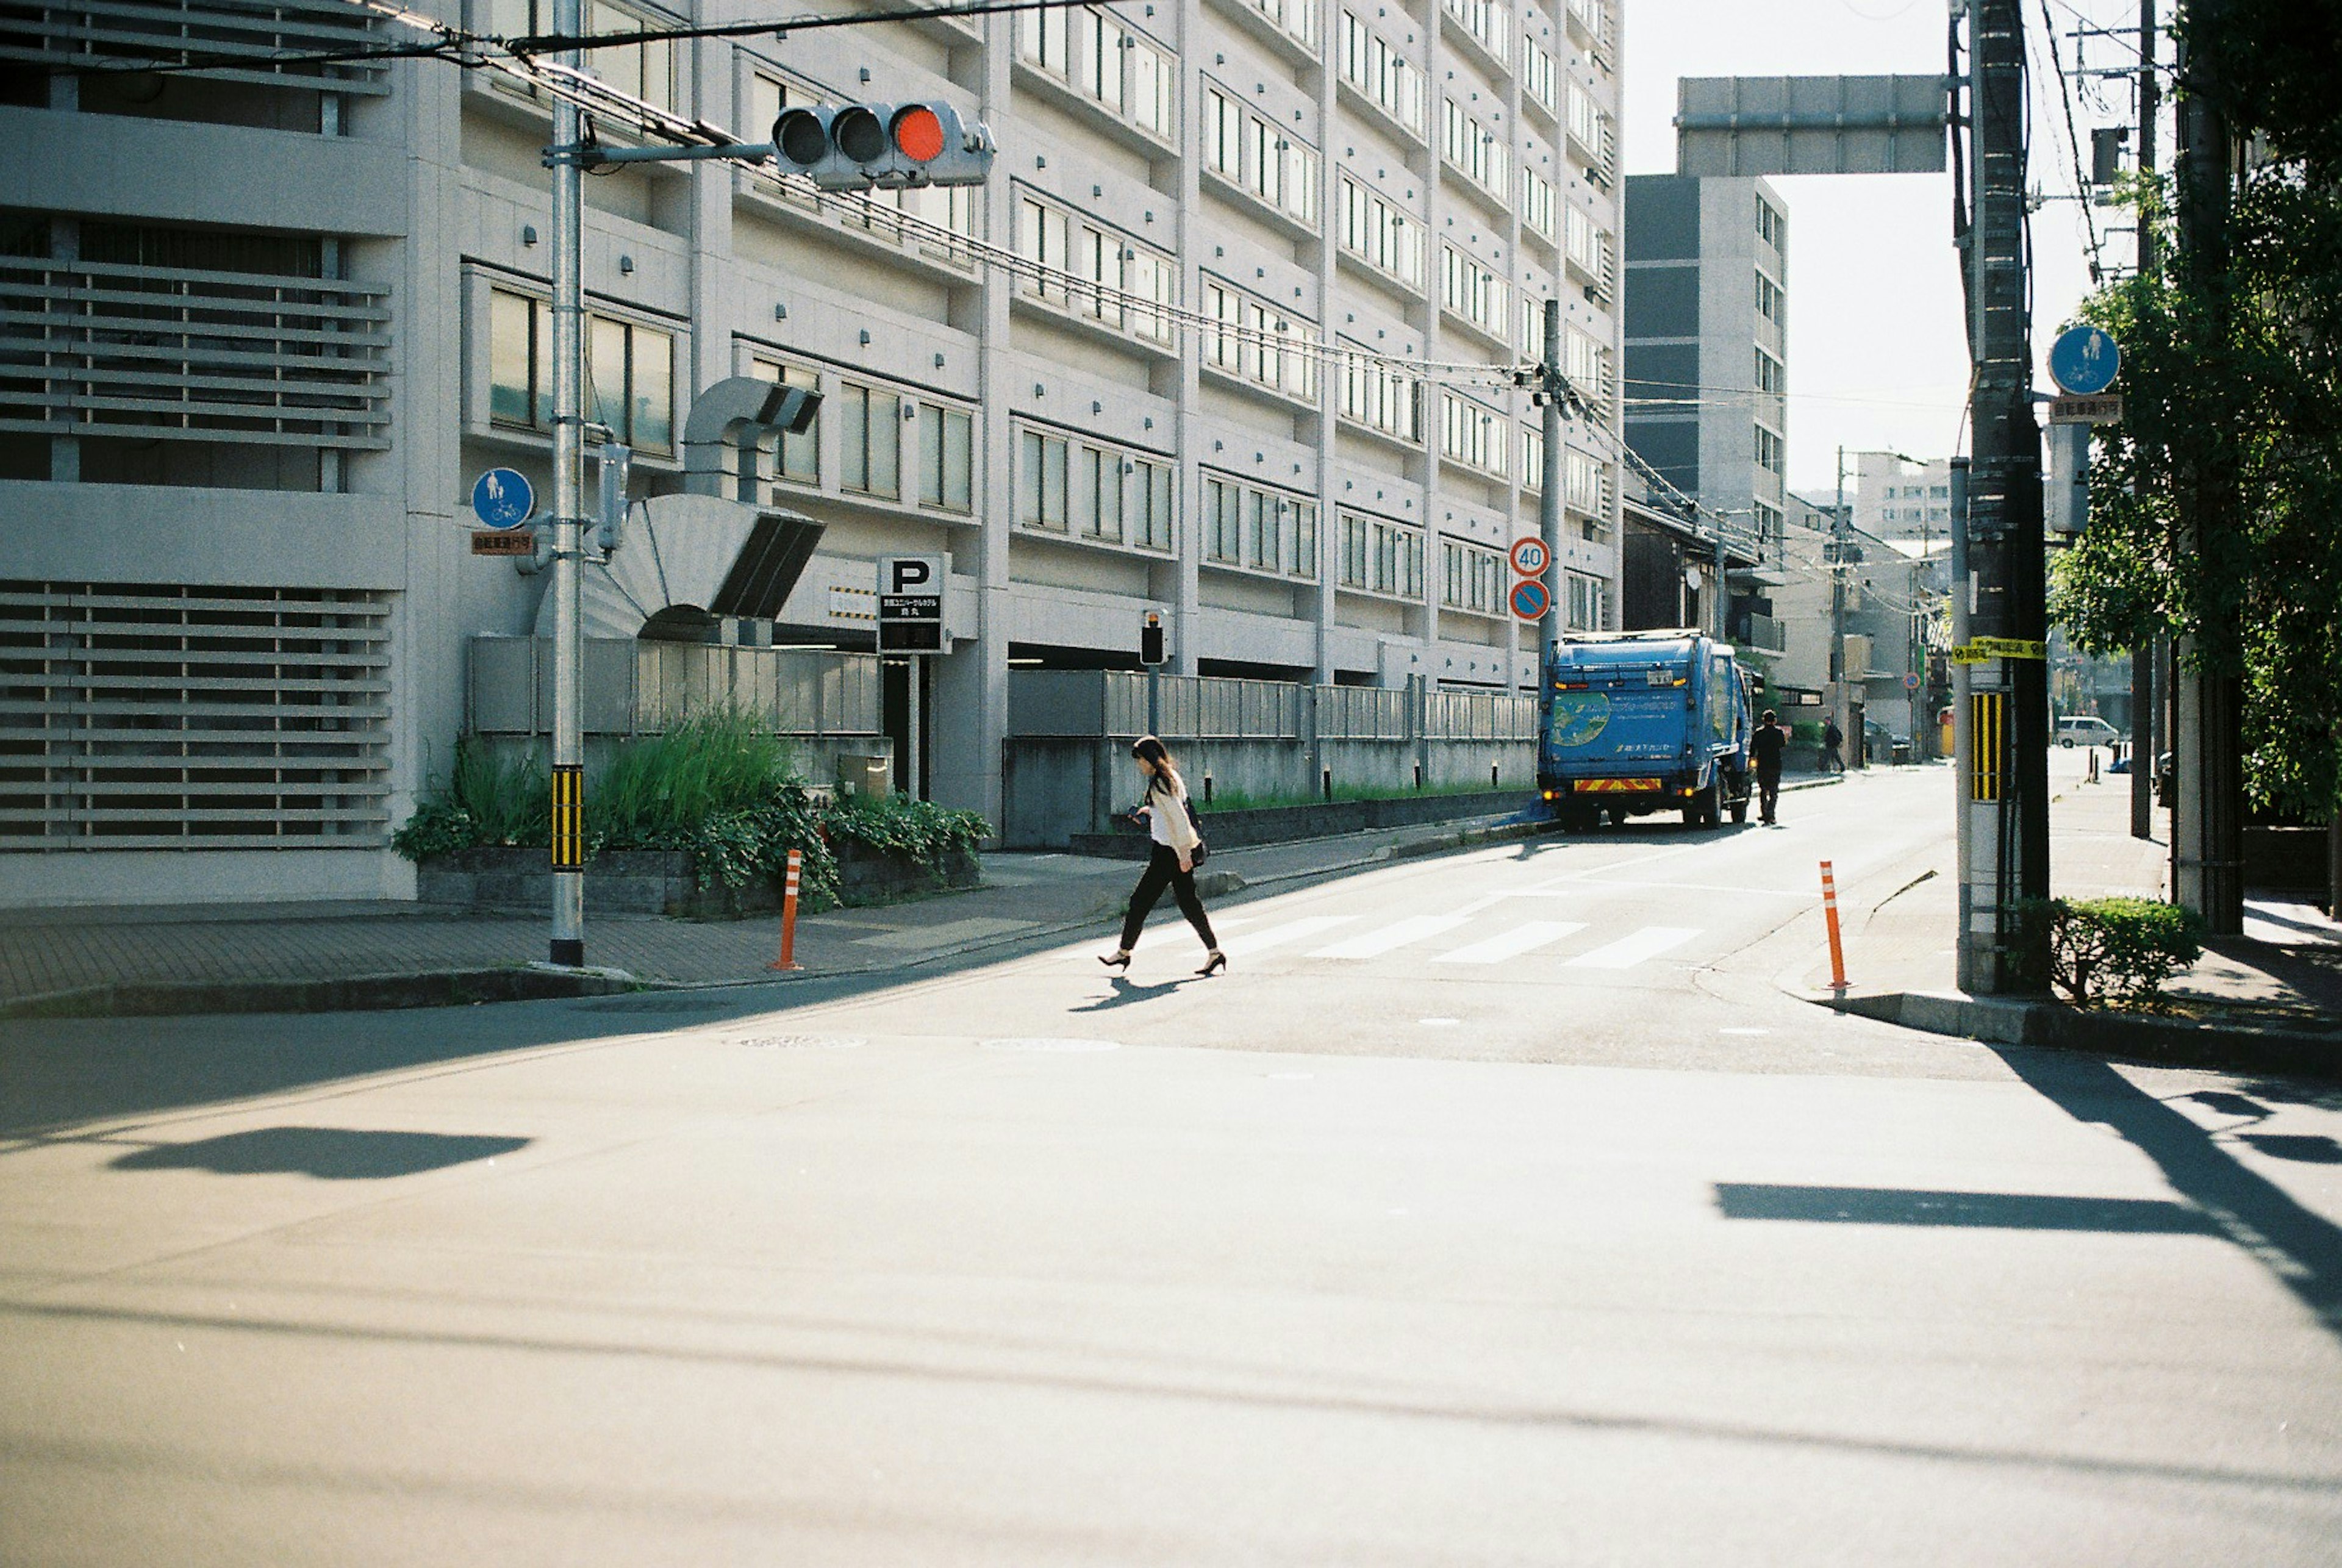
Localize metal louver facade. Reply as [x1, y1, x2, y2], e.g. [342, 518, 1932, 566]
[0, 582, 393, 848]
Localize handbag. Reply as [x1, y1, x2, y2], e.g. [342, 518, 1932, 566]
[1182, 798, 1209, 867]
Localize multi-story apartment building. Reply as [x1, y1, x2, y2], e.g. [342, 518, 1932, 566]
[1852, 451, 1955, 545]
[1619, 171, 1788, 558]
[0, 0, 1628, 908]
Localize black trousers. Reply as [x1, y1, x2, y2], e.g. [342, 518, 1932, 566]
[1119, 843, 1218, 952]
[1756, 766, 1782, 822]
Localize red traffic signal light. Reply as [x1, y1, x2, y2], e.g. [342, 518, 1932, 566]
[771, 101, 994, 192]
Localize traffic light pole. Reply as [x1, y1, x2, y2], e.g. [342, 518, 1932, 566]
[546, 0, 587, 968]
[1953, 0, 2050, 993]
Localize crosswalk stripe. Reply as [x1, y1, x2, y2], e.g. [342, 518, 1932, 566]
[1431, 920, 1588, 965]
[1564, 926, 1701, 969]
[1225, 915, 1356, 955]
[1308, 914, 1473, 959]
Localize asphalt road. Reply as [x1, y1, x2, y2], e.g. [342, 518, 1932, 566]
[5, 767, 2341, 1566]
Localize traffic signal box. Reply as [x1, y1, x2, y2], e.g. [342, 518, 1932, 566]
[772, 102, 995, 191]
[1140, 610, 1166, 667]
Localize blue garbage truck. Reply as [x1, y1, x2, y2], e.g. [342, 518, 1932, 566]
[1536, 629, 1755, 830]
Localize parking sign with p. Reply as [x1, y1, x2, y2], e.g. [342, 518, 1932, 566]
[876, 554, 947, 653]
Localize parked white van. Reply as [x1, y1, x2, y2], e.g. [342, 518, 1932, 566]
[2057, 715, 2122, 748]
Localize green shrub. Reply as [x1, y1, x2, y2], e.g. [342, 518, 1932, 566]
[2040, 896, 2207, 1008]
[390, 736, 546, 859]
[822, 790, 990, 863]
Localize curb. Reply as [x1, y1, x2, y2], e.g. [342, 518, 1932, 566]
[1, 818, 1548, 1021]
[0, 965, 641, 1022]
[1819, 987, 2342, 1081]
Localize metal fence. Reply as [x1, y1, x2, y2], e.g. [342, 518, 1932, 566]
[1009, 670, 1535, 743]
[468, 636, 883, 737]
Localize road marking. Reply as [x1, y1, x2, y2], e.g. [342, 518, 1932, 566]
[1225, 915, 1356, 955]
[1432, 920, 1588, 965]
[1565, 926, 1701, 969]
[1719, 1027, 1771, 1037]
[1308, 914, 1472, 959]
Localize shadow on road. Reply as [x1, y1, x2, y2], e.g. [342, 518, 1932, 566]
[1994, 1046, 2342, 1336]
[1714, 1182, 2218, 1234]
[110, 1127, 530, 1180]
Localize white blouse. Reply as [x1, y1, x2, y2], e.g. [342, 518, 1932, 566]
[1144, 771, 1199, 852]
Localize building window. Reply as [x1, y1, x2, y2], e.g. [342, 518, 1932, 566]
[1756, 270, 1783, 323]
[1016, 192, 1176, 344]
[1340, 512, 1369, 587]
[1203, 279, 1320, 401]
[1205, 476, 1241, 563]
[1566, 569, 1608, 631]
[1131, 457, 1175, 551]
[1075, 444, 1123, 540]
[490, 0, 675, 110]
[1443, 98, 1509, 196]
[1520, 424, 1544, 488]
[1756, 195, 1783, 248]
[1522, 37, 1558, 116]
[1754, 423, 1783, 476]
[1441, 244, 1510, 338]
[1018, 426, 1069, 529]
[490, 287, 673, 454]
[1522, 168, 1558, 245]
[917, 403, 973, 512]
[1753, 346, 1784, 395]
[748, 354, 819, 484]
[1015, 2, 1072, 77]
[1339, 13, 1427, 137]
[839, 382, 901, 498]
[1339, 353, 1421, 442]
[1441, 392, 1506, 476]
[1338, 176, 1425, 287]
[1444, 0, 1509, 62]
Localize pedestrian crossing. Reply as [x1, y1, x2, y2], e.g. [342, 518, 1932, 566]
[1209, 909, 1706, 973]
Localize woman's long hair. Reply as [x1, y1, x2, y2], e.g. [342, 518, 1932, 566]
[1131, 734, 1179, 791]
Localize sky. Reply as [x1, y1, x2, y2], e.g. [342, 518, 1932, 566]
[1620, 0, 2150, 497]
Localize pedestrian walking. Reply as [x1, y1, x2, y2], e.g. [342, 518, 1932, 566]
[1750, 708, 1787, 825]
[1098, 735, 1227, 978]
[1821, 715, 1846, 775]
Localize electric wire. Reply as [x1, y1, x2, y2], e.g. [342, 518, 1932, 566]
[2036, 0, 2108, 284]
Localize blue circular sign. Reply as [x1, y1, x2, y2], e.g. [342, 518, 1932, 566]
[2048, 326, 2121, 396]
[471, 467, 535, 529]
[1509, 577, 1553, 621]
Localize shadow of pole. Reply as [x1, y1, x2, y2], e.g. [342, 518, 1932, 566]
[1993, 1047, 2342, 1337]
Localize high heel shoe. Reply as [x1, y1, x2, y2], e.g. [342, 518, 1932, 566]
[1195, 950, 1227, 977]
[1098, 950, 1131, 970]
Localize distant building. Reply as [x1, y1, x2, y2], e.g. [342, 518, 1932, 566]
[1620, 173, 1789, 560]
[1853, 452, 1955, 545]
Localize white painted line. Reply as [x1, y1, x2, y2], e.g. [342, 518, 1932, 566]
[1564, 926, 1702, 970]
[1432, 920, 1588, 965]
[1718, 1027, 1771, 1037]
[1308, 914, 1472, 959]
[1224, 915, 1357, 955]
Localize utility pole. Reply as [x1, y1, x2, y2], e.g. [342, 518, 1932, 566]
[545, 0, 586, 968]
[1538, 298, 1566, 693]
[1954, 0, 2050, 993]
[2129, 0, 2158, 842]
[1831, 445, 1849, 772]
[2172, 1, 2243, 934]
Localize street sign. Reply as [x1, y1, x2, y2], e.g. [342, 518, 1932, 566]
[2048, 324, 2121, 395]
[1508, 536, 1550, 577]
[471, 467, 534, 529]
[1509, 577, 1552, 621]
[1903, 672, 1922, 691]
[876, 554, 946, 654]
[1952, 637, 2047, 662]
[2048, 393, 2124, 425]
[470, 530, 534, 557]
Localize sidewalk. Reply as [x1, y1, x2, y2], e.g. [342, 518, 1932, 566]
[0, 810, 1552, 1019]
[1800, 753, 2342, 1078]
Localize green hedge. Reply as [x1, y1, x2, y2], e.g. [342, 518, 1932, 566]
[2022, 896, 2207, 1009]
[392, 712, 989, 909]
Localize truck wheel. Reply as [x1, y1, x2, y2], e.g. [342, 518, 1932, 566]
[1559, 802, 1597, 832]
[1684, 782, 1720, 829]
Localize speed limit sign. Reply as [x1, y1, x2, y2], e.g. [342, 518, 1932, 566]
[1508, 536, 1550, 576]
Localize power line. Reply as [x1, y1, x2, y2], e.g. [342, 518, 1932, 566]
[2035, 0, 2108, 284]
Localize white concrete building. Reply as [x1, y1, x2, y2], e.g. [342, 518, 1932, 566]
[1853, 451, 1955, 545]
[0, 0, 1628, 907]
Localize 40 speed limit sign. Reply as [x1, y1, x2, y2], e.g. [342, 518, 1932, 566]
[1508, 536, 1551, 577]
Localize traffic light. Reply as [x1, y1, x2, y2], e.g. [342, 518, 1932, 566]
[771, 102, 995, 192]
[1140, 610, 1166, 667]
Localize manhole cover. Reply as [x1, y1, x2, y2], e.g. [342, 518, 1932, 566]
[734, 1034, 865, 1050]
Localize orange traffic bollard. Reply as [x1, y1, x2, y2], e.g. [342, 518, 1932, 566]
[1819, 859, 1847, 990]
[768, 848, 803, 972]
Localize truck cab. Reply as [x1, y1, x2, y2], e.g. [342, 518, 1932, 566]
[1536, 629, 1753, 831]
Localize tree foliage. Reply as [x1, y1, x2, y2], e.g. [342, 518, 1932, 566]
[2049, 0, 2342, 820]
